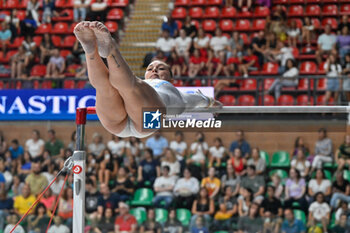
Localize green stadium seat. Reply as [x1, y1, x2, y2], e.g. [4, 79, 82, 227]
[260, 150, 270, 167]
[344, 170, 350, 182]
[293, 209, 306, 225]
[176, 208, 191, 226]
[269, 169, 288, 179]
[130, 207, 147, 224]
[155, 208, 168, 223]
[271, 151, 290, 168]
[215, 231, 229, 233]
[130, 188, 154, 206]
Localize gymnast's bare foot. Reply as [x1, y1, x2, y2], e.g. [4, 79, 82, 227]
[89, 21, 114, 58]
[73, 21, 97, 55]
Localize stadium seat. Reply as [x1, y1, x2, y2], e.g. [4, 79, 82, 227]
[287, 19, 303, 29]
[297, 95, 314, 106]
[172, 79, 184, 87]
[76, 80, 87, 89]
[298, 78, 314, 91]
[191, 20, 200, 29]
[322, 18, 337, 29]
[254, 6, 270, 17]
[190, 0, 206, 5]
[36, 24, 52, 34]
[155, 208, 168, 223]
[61, 35, 76, 48]
[288, 5, 303, 17]
[55, 0, 73, 8]
[207, 0, 222, 5]
[51, 22, 69, 34]
[41, 81, 53, 89]
[237, 7, 253, 18]
[202, 20, 216, 32]
[322, 4, 338, 16]
[240, 33, 249, 45]
[344, 170, 350, 182]
[262, 78, 275, 91]
[204, 7, 220, 18]
[18, 0, 29, 9]
[261, 63, 279, 75]
[107, 8, 124, 20]
[33, 36, 43, 47]
[317, 62, 326, 75]
[323, 0, 337, 2]
[110, 0, 129, 7]
[218, 95, 236, 106]
[63, 80, 75, 89]
[131, 188, 154, 206]
[317, 78, 327, 91]
[16, 10, 26, 20]
[235, 19, 250, 31]
[130, 208, 147, 224]
[251, 19, 266, 31]
[273, 0, 288, 4]
[299, 61, 317, 75]
[30, 65, 47, 77]
[237, 95, 255, 106]
[294, 210, 306, 224]
[221, 6, 236, 18]
[105, 21, 118, 33]
[241, 79, 257, 90]
[51, 36, 62, 47]
[5, 0, 19, 9]
[174, 0, 189, 6]
[59, 50, 70, 59]
[189, 7, 203, 18]
[269, 169, 288, 180]
[260, 151, 270, 167]
[52, 9, 73, 21]
[340, 4, 350, 15]
[176, 209, 191, 226]
[289, 0, 304, 3]
[311, 18, 321, 29]
[172, 7, 187, 19]
[271, 151, 291, 168]
[219, 20, 234, 31]
[317, 95, 334, 105]
[259, 95, 275, 106]
[0, 50, 17, 63]
[306, 0, 320, 3]
[305, 5, 321, 16]
[8, 37, 24, 49]
[278, 95, 294, 105]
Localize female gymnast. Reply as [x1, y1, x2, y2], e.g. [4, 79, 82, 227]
[74, 21, 221, 138]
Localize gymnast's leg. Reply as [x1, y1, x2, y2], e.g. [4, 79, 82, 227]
[74, 22, 128, 134]
[88, 21, 165, 132]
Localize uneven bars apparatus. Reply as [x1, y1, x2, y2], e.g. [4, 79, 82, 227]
[72, 105, 350, 233]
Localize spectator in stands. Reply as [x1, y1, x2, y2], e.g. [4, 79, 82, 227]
[97, 183, 119, 218]
[0, 190, 13, 231]
[308, 169, 332, 202]
[0, 158, 11, 191]
[208, 137, 226, 168]
[335, 135, 350, 171]
[0, 131, 7, 157]
[14, 184, 36, 216]
[28, 203, 50, 233]
[25, 161, 48, 196]
[137, 148, 160, 187]
[201, 167, 220, 199]
[92, 207, 115, 233]
[191, 216, 208, 233]
[10, 45, 26, 78]
[247, 147, 266, 175]
[163, 209, 183, 233]
[312, 128, 333, 170]
[260, 186, 283, 233]
[126, 136, 143, 159]
[252, 30, 267, 67]
[334, 201, 350, 222]
[39, 33, 54, 64]
[89, 0, 108, 22]
[301, 17, 314, 46]
[207, 49, 225, 77]
[45, 48, 66, 78]
[188, 49, 205, 78]
[228, 31, 244, 58]
[98, 148, 118, 185]
[9, 139, 23, 162]
[221, 163, 240, 195]
[331, 213, 349, 233]
[316, 24, 337, 65]
[167, 51, 186, 77]
[210, 28, 229, 56]
[190, 187, 215, 230]
[17, 151, 32, 178]
[287, 20, 300, 48]
[42, 0, 57, 24]
[161, 148, 180, 178]
[12, 175, 24, 197]
[229, 130, 250, 157]
[187, 132, 208, 171]
[336, 26, 350, 64]
[114, 202, 137, 233]
[281, 208, 306, 233]
[273, 41, 294, 74]
[292, 136, 309, 157]
[237, 203, 263, 233]
[284, 168, 308, 212]
[5, 10, 20, 41]
[88, 132, 105, 157]
[162, 16, 178, 38]
[45, 129, 64, 157]
[330, 170, 350, 209]
[107, 135, 126, 162]
[308, 192, 331, 233]
[218, 186, 238, 217]
[155, 29, 175, 57]
[193, 28, 209, 58]
[267, 58, 299, 100]
[169, 131, 187, 160]
[238, 47, 259, 78]
[47, 216, 70, 233]
[4, 215, 25, 233]
[175, 29, 191, 64]
[73, 0, 91, 22]
[222, 49, 240, 77]
[146, 131, 168, 159]
[291, 149, 310, 178]
[229, 148, 246, 177]
[111, 167, 134, 202]
[212, 201, 235, 231]
[40, 187, 55, 213]
[58, 186, 73, 226]
[25, 130, 44, 159]
[342, 54, 350, 101]
[240, 165, 265, 203]
[153, 165, 175, 208]
[265, 32, 278, 61]
[0, 22, 11, 56]
[27, 0, 40, 26]
[85, 178, 100, 221]
[237, 0, 252, 11]
[174, 168, 199, 209]
[182, 16, 197, 38]
[338, 15, 350, 35]
[140, 209, 162, 233]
